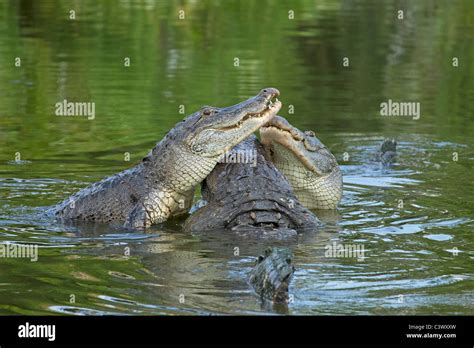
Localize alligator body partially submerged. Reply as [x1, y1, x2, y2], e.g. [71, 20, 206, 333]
[49, 88, 281, 229]
[183, 135, 320, 235]
[260, 116, 343, 210]
[249, 247, 294, 303]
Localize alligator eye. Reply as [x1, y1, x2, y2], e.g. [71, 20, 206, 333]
[201, 106, 215, 116]
[304, 139, 318, 152]
[305, 130, 315, 137]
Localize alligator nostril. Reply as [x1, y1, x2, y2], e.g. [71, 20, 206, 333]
[261, 87, 280, 96]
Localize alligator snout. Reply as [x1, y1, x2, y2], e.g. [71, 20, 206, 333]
[259, 87, 280, 98]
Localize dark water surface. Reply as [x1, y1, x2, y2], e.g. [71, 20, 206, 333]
[0, 0, 473, 315]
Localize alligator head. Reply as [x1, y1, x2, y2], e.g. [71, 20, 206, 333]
[182, 88, 281, 158]
[260, 115, 343, 209]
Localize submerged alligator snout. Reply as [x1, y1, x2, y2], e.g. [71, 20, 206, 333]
[378, 138, 397, 165]
[249, 247, 295, 303]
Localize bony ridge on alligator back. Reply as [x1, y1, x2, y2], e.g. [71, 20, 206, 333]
[50, 88, 282, 229]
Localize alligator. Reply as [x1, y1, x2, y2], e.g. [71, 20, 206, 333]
[249, 247, 294, 303]
[377, 138, 397, 166]
[49, 88, 282, 229]
[260, 116, 343, 210]
[182, 135, 321, 235]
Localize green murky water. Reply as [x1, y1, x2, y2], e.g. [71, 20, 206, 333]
[0, 0, 473, 315]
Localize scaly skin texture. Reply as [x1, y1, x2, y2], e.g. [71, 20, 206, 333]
[260, 116, 342, 210]
[249, 247, 294, 303]
[50, 88, 282, 229]
[183, 135, 320, 234]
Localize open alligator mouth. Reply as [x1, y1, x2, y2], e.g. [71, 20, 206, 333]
[261, 125, 301, 141]
[260, 120, 319, 173]
[260, 116, 304, 141]
[220, 95, 282, 131]
[243, 96, 281, 120]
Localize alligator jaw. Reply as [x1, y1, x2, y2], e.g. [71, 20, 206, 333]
[188, 88, 281, 158]
[260, 121, 320, 174]
[219, 95, 281, 131]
